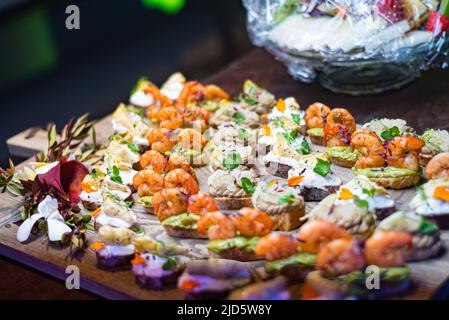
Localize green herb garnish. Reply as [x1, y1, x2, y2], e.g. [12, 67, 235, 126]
[300, 140, 311, 155]
[162, 256, 178, 270]
[354, 195, 369, 209]
[109, 166, 123, 184]
[278, 194, 295, 205]
[223, 152, 243, 170]
[419, 219, 439, 235]
[237, 128, 249, 140]
[241, 177, 255, 194]
[313, 158, 331, 177]
[362, 188, 376, 198]
[233, 112, 246, 124]
[130, 76, 148, 95]
[291, 113, 302, 126]
[381, 126, 400, 140]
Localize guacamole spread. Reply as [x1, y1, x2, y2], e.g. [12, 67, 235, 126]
[265, 252, 316, 273]
[162, 213, 199, 229]
[207, 236, 261, 253]
[326, 146, 359, 162]
[353, 167, 417, 178]
[307, 128, 324, 137]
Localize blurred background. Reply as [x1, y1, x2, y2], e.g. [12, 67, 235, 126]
[0, 0, 252, 165]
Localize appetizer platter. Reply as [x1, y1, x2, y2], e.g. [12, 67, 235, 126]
[1, 71, 449, 300]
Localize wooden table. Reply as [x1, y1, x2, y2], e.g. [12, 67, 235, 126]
[1, 48, 449, 300]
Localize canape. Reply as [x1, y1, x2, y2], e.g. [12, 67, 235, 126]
[420, 129, 449, 167]
[93, 193, 138, 229]
[304, 102, 331, 146]
[129, 77, 158, 108]
[306, 233, 412, 299]
[207, 167, 259, 210]
[160, 193, 218, 239]
[263, 130, 312, 178]
[90, 226, 135, 271]
[251, 179, 305, 231]
[111, 103, 146, 135]
[352, 131, 425, 189]
[228, 276, 290, 300]
[197, 209, 273, 261]
[239, 80, 276, 115]
[267, 97, 306, 134]
[324, 108, 357, 168]
[410, 178, 449, 229]
[287, 155, 342, 201]
[377, 211, 442, 261]
[209, 101, 260, 128]
[178, 259, 253, 300]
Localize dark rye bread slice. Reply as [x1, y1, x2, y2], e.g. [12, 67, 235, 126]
[95, 253, 134, 271]
[209, 248, 262, 262]
[163, 225, 207, 239]
[265, 161, 292, 179]
[135, 267, 184, 290]
[300, 185, 340, 202]
[268, 264, 314, 285]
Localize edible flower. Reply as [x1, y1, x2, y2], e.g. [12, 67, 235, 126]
[91, 208, 102, 217]
[267, 180, 278, 187]
[17, 195, 72, 242]
[263, 124, 271, 136]
[338, 188, 354, 200]
[82, 182, 98, 193]
[179, 279, 200, 292]
[131, 253, 147, 266]
[90, 241, 105, 251]
[287, 176, 304, 187]
[433, 186, 449, 202]
[275, 99, 285, 113]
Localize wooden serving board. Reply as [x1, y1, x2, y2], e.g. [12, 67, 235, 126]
[1, 112, 449, 300]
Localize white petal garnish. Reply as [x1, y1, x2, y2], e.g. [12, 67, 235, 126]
[37, 195, 59, 218]
[96, 211, 131, 228]
[34, 161, 59, 175]
[47, 219, 72, 242]
[17, 213, 45, 242]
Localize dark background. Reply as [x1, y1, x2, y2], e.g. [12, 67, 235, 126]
[0, 0, 252, 165]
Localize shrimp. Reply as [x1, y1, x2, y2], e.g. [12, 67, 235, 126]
[304, 102, 331, 129]
[157, 107, 183, 130]
[364, 231, 412, 268]
[324, 108, 356, 147]
[147, 104, 162, 121]
[176, 128, 206, 150]
[174, 81, 204, 113]
[197, 211, 237, 240]
[255, 233, 298, 261]
[132, 169, 164, 196]
[296, 220, 352, 254]
[187, 193, 218, 215]
[152, 188, 188, 221]
[147, 128, 177, 153]
[386, 136, 425, 172]
[139, 150, 170, 173]
[234, 207, 274, 237]
[143, 86, 173, 108]
[316, 239, 366, 277]
[204, 84, 230, 101]
[184, 106, 210, 131]
[351, 129, 386, 169]
[425, 152, 449, 180]
[164, 168, 199, 195]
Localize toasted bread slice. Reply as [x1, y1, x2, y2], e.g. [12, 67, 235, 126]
[328, 156, 356, 169]
[215, 197, 253, 210]
[209, 248, 262, 262]
[310, 135, 326, 146]
[163, 225, 207, 239]
[270, 207, 305, 231]
[370, 173, 420, 190]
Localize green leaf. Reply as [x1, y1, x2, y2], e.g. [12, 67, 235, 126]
[223, 152, 243, 170]
[244, 97, 258, 105]
[82, 215, 92, 223]
[354, 195, 369, 209]
[129, 225, 145, 234]
[278, 194, 295, 205]
[381, 126, 400, 140]
[127, 142, 139, 154]
[48, 125, 58, 147]
[241, 177, 255, 194]
[112, 166, 120, 176]
[237, 128, 249, 141]
[233, 112, 246, 124]
[300, 140, 311, 155]
[131, 76, 148, 95]
[110, 175, 123, 184]
[162, 256, 178, 270]
[362, 188, 376, 198]
[420, 219, 439, 234]
[291, 113, 302, 126]
[313, 158, 331, 177]
[86, 224, 95, 231]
